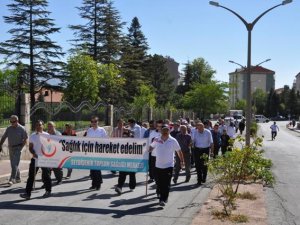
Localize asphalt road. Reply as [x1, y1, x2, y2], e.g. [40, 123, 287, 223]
[259, 121, 300, 225]
[0, 166, 211, 225]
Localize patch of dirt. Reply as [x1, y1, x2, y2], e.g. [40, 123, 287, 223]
[191, 183, 267, 225]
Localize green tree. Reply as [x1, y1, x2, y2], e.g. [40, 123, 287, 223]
[132, 84, 156, 121]
[143, 54, 174, 107]
[288, 88, 298, 117]
[121, 17, 149, 102]
[177, 58, 216, 95]
[182, 81, 229, 118]
[70, 0, 125, 64]
[0, 0, 65, 107]
[64, 54, 99, 105]
[252, 88, 267, 115]
[98, 63, 125, 105]
[235, 99, 247, 111]
[265, 88, 280, 117]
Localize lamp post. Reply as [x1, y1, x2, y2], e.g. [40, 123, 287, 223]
[210, 0, 292, 145]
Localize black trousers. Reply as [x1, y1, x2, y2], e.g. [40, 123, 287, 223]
[155, 167, 173, 202]
[194, 147, 209, 183]
[90, 170, 102, 188]
[25, 158, 51, 196]
[52, 168, 63, 182]
[213, 145, 220, 158]
[149, 154, 156, 180]
[271, 131, 277, 140]
[117, 171, 136, 189]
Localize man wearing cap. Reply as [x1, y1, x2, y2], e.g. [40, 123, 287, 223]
[0, 115, 28, 186]
[149, 125, 184, 207]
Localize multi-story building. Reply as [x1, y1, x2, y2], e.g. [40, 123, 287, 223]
[294, 72, 300, 93]
[229, 66, 275, 108]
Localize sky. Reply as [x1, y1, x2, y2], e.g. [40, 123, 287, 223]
[0, 0, 299, 89]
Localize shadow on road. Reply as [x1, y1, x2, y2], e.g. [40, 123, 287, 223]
[0, 195, 162, 218]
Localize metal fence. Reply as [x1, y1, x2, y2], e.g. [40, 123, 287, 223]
[30, 101, 109, 132]
[0, 83, 19, 127]
[113, 105, 195, 126]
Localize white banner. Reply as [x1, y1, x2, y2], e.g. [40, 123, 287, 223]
[36, 134, 149, 172]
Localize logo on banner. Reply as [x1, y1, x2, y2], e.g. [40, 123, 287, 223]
[41, 138, 57, 157]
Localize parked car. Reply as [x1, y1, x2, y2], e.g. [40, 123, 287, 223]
[255, 115, 269, 123]
[270, 115, 287, 121]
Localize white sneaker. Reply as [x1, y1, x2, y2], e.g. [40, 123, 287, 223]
[8, 181, 13, 186]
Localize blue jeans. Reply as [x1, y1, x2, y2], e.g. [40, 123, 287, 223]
[9, 147, 22, 181]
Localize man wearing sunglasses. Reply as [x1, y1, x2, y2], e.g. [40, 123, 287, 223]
[86, 116, 108, 190]
[0, 115, 28, 186]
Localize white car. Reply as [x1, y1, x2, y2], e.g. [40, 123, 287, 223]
[255, 115, 269, 123]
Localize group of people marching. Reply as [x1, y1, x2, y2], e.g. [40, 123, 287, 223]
[0, 115, 240, 207]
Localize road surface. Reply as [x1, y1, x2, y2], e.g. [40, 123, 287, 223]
[259, 121, 300, 225]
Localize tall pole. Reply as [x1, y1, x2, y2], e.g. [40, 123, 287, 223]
[246, 28, 252, 146]
[209, 0, 292, 145]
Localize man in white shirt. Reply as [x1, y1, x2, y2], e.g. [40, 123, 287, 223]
[87, 116, 108, 190]
[193, 122, 214, 185]
[270, 121, 279, 141]
[128, 118, 141, 138]
[149, 125, 184, 207]
[20, 120, 51, 200]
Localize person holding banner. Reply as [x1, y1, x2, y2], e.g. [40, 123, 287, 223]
[47, 121, 63, 185]
[20, 120, 52, 200]
[147, 120, 164, 184]
[62, 123, 76, 179]
[114, 127, 137, 195]
[87, 116, 108, 191]
[149, 125, 184, 207]
[127, 119, 142, 138]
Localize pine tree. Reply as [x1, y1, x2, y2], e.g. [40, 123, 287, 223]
[121, 17, 149, 103]
[0, 0, 65, 107]
[70, 0, 125, 64]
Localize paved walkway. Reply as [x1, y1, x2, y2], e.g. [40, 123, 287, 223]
[0, 159, 30, 184]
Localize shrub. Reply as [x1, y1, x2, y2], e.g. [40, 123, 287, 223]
[208, 135, 274, 216]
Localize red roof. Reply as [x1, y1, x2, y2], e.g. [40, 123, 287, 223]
[230, 66, 275, 75]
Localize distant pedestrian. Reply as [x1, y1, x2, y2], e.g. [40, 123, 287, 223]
[270, 122, 279, 141]
[0, 115, 28, 186]
[292, 119, 296, 127]
[238, 119, 246, 135]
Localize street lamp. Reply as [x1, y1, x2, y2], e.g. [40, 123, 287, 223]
[229, 58, 271, 69]
[210, 1, 292, 145]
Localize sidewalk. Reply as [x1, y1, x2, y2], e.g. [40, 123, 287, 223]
[287, 126, 300, 133]
[0, 159, 30, 184]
